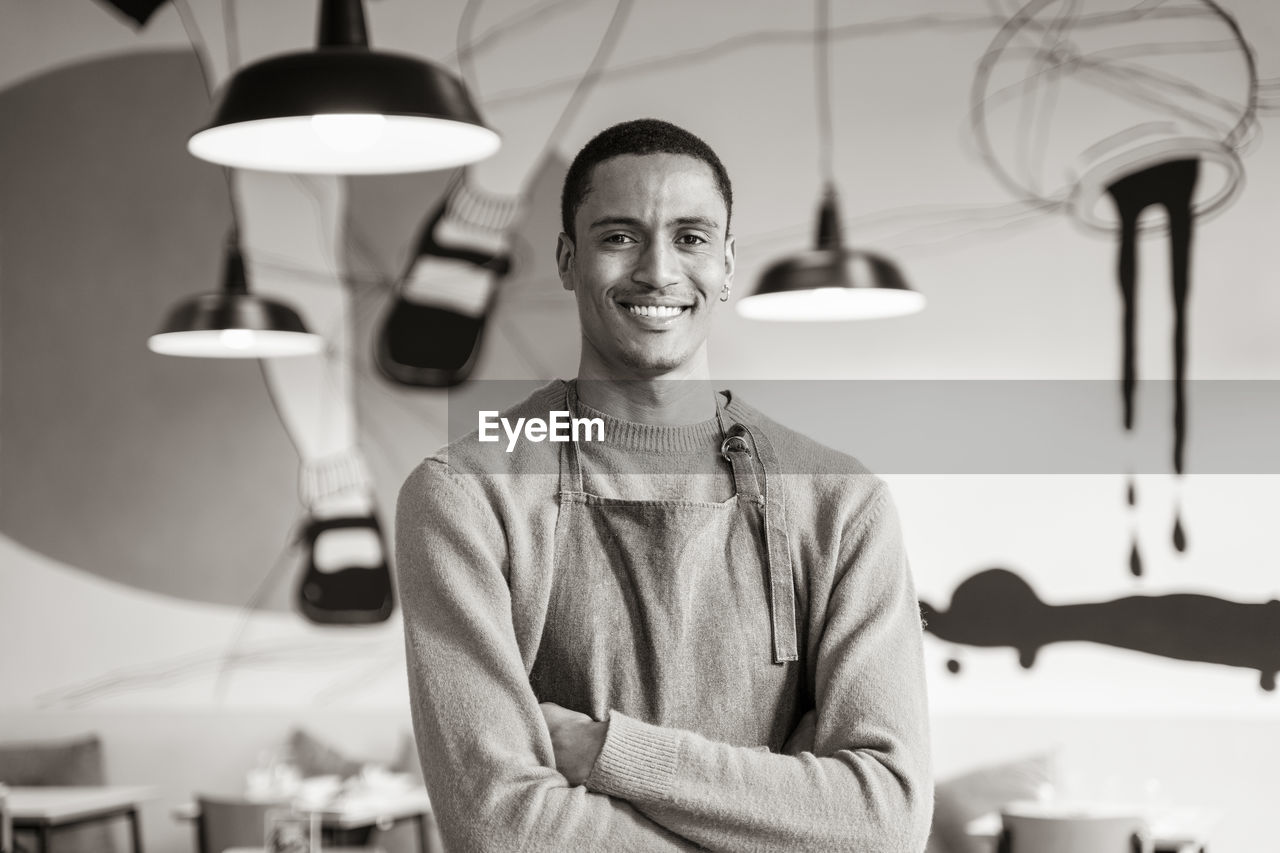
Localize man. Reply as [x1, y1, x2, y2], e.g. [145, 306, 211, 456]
[396, 119, 932, 851]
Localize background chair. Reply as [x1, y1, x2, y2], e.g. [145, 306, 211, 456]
[193, 795, 290, 853]
[0, 734, 116, 853]
[997, 810, 1153, 853]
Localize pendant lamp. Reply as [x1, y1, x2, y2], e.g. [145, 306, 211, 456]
[148, 235, 326, 358]
[737, 0, 923, 321]
[738, 185, 925, 320]
[187, 0, 500, 175]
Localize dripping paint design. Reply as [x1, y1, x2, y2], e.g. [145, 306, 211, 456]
[922, 568, 1280, 692]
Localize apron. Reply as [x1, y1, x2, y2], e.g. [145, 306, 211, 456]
[529, 382, 804, 749]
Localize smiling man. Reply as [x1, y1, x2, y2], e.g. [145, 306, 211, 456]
[396, 119, 932, 852]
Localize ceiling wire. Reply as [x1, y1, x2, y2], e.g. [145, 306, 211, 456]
[172, 0, 217, 95]
[542, 0, 634, 153]
[171, 0, 243, 234]
[443, 0, 591, 68]
[479, 12, 1007, 109]
[454, 0, 633, 157]
[212, 524, 305, 703]
[456, 0, 485, 99]
[815, 0, 834, 186]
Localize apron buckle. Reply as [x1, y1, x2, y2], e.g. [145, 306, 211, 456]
[721, 434, 751, 461]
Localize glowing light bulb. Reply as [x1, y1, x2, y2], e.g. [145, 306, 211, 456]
[220, 329, 255, 350]
[311, 114, 387, 153]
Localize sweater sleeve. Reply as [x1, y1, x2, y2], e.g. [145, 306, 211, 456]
[583, 485, 934, 853]
[396, 459, 701, 853]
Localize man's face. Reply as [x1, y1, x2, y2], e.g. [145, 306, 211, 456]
[558, 153, 734, 377]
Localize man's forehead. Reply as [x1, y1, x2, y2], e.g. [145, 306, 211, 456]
[579, 153, 725, 223]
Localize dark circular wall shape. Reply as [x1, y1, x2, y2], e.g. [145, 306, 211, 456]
[0, 50, 301, 610]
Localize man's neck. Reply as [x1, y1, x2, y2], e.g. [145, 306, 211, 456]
[575, 356, 717, 426]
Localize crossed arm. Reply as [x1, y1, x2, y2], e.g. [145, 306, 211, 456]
[396, 459, 933, 852]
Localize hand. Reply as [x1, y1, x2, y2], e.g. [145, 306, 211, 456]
[539, 701, 608, 786]
[782, 709, 817, 755]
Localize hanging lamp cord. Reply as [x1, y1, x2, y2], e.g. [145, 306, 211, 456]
[814, 0, 835, 189]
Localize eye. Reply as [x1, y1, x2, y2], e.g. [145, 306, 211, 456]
[676, 234, 708, 246]
[603, 233, 636, 244]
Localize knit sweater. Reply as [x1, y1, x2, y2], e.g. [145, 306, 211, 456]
[395, 380, 932, 852]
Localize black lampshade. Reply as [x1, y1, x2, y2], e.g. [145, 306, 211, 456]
[148, 241, 325, 358]
[737, 186, 924, 321]
[187, 0, 500, 174]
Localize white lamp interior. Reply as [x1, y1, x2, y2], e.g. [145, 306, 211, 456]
[309, 113, 388, 152]
[148, 329, 326, 358]
[736, 287, 926, 321]
[188, 115, 502, 174]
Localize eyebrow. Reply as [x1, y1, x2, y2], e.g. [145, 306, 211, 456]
[589, 215, 721, 231]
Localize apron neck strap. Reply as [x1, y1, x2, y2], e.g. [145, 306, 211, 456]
[721, 425, 762, 504]
[720, 415, 800, 664]
[561, 381, 585, 493]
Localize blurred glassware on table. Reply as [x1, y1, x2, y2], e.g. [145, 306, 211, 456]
[246, 753, 303, 800]
[0, 783, 11, 853]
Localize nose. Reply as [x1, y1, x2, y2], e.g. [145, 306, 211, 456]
[631, 238, 681, 289]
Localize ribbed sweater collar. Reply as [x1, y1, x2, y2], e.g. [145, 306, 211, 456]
[538, 379, 734, 454]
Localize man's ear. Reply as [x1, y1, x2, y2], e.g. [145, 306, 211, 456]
[724, 233, 736, 288]
[556, 232, 576, 292]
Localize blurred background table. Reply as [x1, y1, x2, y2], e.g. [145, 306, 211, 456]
[174, 786, 437, 853]
[8, 785, 156, 853]
[966, 799, 1219, 853]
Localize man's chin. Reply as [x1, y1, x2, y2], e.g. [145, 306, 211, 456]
[615, 347, 692, 375]
[581, 328, 701, 377]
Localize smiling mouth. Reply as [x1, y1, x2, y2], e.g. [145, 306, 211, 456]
[617, 302, 691, 319]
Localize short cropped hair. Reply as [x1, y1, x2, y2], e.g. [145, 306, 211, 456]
[560, 118, 733, 239]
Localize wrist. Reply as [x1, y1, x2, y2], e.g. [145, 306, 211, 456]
[583, 718, 608, 775]
[584, 710, 680, 802]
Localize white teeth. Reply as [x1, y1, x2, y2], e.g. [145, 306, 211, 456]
[625, 304, 685, 318]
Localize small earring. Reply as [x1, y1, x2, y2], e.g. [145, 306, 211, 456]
[719, 285, 731, 302]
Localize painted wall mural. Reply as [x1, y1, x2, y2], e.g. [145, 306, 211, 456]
[971, 0, 1258, 575]
[0, 0, 1278, 711]
[922, 568, 1280, 691]
[95, 0, 168, 27]
[0, 50, 300, 611]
